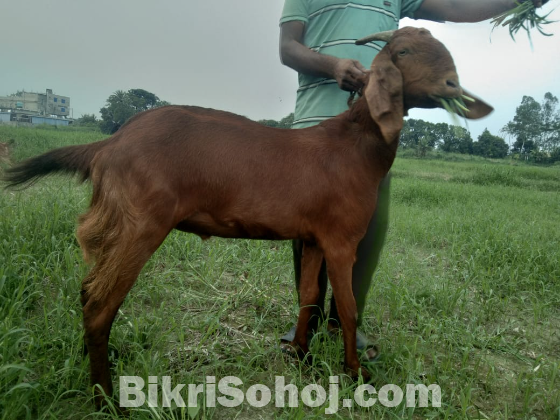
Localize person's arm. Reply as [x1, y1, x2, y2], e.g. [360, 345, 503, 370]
[415, 0, 548, 23]
[279, 20, 368, 92]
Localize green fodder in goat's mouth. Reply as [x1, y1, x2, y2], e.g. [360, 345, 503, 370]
[440, 95, 474, 125]
[491, 1, 555, 41]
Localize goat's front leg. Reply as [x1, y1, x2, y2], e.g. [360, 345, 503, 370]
[291, 242, 324, 362]
[325, 248, 370, 381]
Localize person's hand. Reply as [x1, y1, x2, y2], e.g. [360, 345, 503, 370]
[333, 59, 369, 92]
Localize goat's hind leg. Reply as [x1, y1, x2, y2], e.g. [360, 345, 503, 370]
[289, 242, 323, 363]
[79, 217, 171, 409]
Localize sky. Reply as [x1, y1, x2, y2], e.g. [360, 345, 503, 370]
[2, 1, 559, 141]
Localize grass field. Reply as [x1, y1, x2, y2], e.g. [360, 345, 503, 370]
[1, 125, 559, 419]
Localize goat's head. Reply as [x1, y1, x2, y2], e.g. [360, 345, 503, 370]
[356, 27, 493, 143]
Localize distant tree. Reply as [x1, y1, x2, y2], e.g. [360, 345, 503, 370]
[502, 93, 560, 153]
[100, 90, 134, 134]
[529, 149, 550, 164]
[258, 113, 294, 129]
[473, 129, 509, 159]
[127, 89, 167, 112]
[99, 89, 170, 134]
[278, 113, 294, 128]
[511, 137, 536, 157]
[437, 124, 473, 154]
[550, 147, 560, 163]
[540, 92, 560, 152]
[400, 119, 474, 156]
[76, 113, 99, 127]
[415, 135, 434, 157]
[502, 95, 540, 152]
[258, 119, 280, 128]
[399, 119, 438, 152]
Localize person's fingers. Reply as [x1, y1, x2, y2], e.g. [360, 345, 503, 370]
[336, 59, 369, 91]
[341, 80, 360, 92]
[352, 60, 369, 74]
[347, 66, 367, 84]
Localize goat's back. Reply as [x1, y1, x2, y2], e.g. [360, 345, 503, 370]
[91, 105, 380, 242]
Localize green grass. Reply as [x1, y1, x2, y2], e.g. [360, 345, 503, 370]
[1, 126, 559, 419]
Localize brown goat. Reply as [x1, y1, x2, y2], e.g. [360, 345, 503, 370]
[4, 27, 492, 408]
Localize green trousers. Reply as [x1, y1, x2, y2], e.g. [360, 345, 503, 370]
[291, 174, 391, 330]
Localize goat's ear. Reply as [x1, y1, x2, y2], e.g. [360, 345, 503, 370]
[364, 48, 404, 144]
[461, 88, 494, 119]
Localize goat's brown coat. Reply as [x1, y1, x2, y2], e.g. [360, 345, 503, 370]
[3, 27, 492, 408]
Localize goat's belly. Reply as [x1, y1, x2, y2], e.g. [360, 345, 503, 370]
[175, 214, 294, 241]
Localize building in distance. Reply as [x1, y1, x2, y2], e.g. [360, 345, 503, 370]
[0, 89, 72, 126]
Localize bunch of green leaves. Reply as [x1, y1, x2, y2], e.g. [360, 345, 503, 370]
[491, 1, 555, 41]
[440, 95, 474, 125]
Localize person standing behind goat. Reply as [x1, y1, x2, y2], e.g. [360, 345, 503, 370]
[279, 0, 549, 360]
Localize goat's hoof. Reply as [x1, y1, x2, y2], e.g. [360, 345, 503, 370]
[345, 365, 372, 383]
[280, 341, 312, 364]
[280, 341, 297, 357]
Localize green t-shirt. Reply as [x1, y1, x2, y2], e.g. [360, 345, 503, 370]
[280, 0, 425, 128]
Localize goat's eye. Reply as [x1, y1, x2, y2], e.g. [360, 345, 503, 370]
[398, 49, 408, 56]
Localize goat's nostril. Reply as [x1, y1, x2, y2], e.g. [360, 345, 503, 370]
[446, 80, 458, 89]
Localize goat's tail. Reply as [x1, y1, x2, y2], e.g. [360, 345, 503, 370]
[2, 141, 108, 189]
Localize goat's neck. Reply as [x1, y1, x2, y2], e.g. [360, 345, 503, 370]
[345, 97, 399, 176]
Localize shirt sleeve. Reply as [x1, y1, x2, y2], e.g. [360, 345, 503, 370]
[400, 0, 426, 19]
[280, 0, 309, 25]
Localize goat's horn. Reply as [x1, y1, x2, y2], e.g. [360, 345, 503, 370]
[355, 30, 395, 45]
